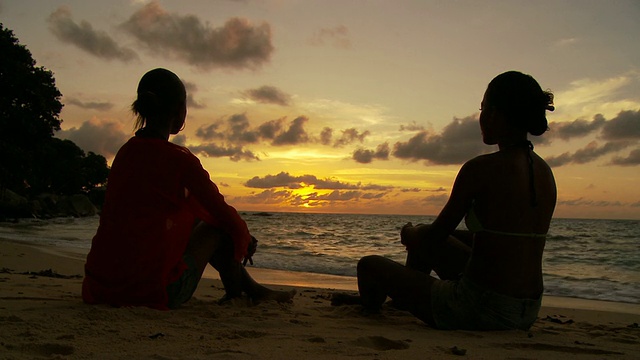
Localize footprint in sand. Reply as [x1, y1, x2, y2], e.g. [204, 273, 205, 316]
[351, 336, 409, 351]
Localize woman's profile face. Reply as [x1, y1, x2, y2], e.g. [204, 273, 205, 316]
[479, 91, 497, 145]
[170, 101, 187, 135]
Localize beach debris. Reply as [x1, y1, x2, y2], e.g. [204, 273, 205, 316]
[18, 269, 82, 279]
[543, 315, 574, 324]
[451, 346, 467, 356]
[149, 332, 165, 339]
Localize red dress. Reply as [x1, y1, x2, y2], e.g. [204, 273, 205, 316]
[82, 137, 251, 309]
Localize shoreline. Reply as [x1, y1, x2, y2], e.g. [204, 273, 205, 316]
[2, 238, 639, 314]
[1, 238, 639, 359]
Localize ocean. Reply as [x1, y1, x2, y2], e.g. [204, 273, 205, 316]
[0, 212, 638, 305]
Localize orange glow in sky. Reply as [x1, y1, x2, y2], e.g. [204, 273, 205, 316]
[3, 1, 639, 219]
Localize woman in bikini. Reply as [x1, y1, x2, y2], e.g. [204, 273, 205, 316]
[82, 68, 294, 310]
[334, 71, 556, 330]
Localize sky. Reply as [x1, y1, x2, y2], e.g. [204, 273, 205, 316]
[2, 0, 640, 219]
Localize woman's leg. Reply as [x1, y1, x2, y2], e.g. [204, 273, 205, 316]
[357, 255, 435, 323]
[185, 221, 295, 303]
[402, 223, 472, 280]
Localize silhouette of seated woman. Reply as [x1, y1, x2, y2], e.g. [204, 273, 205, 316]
[333, 71, 556, 330]
[82, 68, 294, 310]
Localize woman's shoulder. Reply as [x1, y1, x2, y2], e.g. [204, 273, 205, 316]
[463, 151, 501, 169]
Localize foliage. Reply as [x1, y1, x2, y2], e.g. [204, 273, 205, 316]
[0, 23, 109, 197]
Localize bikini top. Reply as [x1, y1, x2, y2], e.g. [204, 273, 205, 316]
[465, 205, 547, 238]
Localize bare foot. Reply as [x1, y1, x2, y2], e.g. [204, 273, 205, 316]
[252, 289, 296, 304]
[400, 222, 419, 248]
[330, 292, 362, 306]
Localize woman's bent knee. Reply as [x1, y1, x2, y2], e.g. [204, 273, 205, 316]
[357, 255, 385, 273]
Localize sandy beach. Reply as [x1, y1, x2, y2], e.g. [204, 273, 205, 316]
[1, 239, 639, 359]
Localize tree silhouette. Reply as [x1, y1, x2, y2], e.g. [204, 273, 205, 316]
[0, 23, 109, 198]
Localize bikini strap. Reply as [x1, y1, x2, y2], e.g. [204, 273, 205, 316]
[525, 141, 537, 207]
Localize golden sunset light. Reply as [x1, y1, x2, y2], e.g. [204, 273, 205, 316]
[2, 0, 639, 219]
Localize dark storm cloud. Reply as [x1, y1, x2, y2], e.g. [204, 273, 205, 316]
[610, 148, 640, 166]
[65, 97, 114, 111]
[47, 7, 138, 62]
[333, 128, 370, 147]
[58, 119, 128, 158]
[245, 85, 292, 106]
[189, 143, 259, 162]
[549, 115, 606, 140]
[272, 116, 310, 145]
[121, 1, 273, 70]
[546, 141, 633, 167]
[309, 25, 351, 49]
[352, 143, 390, 164]
[392, 115, 484, 165]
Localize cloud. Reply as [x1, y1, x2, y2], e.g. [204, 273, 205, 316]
[47, 6, 138, 62]
[399, 122, 426, 132]
[601, 110, 640, 141]
[245, 172, 356, 189]
[333, 128, 370, 147]
[171, 134, 187, 146]
[392, 115, 484, 165]
[257, 118, 286, 140]
[352, 143, 390, 164]
[610, 148, 640, 166]
[421, 194, 449, 206]
[549, 115, 606, 141]
[557, 198, 625, 207]
[272, 116, 310, 145]
[57, 118, 129, 158]
[244, 171, 393, 191]
[319, 127, 333, 145]
[65, 97, 114, 111]
[189, 143, 259, 162]
[121, 1, 273, 70]
[227, 113, 260, 143]
[309, 25, 351, 49]
[546, 141, 633, 167]
[554, 73, 640, 119]
[183, 81, 205, 109]
[244, 85, 291, 106]
[196, 115, 309, 147]
[233, 189, 293, 205]
[195, 122, 225, 141]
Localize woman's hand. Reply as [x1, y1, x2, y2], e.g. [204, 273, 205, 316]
[400, 222, 417, 249]
[243, 236, 258, 266]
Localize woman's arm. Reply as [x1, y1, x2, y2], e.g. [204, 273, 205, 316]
[181, 155, 252, 262]
[402, 160, 479, 249]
